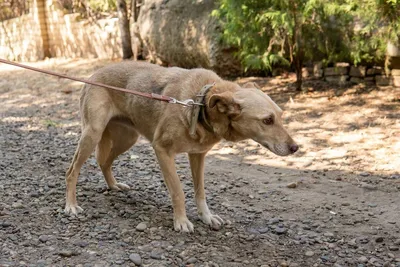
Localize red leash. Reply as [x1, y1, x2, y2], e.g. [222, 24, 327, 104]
[0, 58, 191, 106]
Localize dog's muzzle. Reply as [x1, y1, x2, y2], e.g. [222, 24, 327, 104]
[262, 143, 298, 156]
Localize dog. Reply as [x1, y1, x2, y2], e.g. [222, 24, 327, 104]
[64, 61, 298, 232]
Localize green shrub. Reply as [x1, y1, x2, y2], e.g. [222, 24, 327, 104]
[214, 0, 400, 88]
[213, 0, 353, 90]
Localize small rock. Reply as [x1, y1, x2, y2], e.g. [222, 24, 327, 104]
[58, 250, 75, 257]
[375, 237, 384, 243]
[73, 240, 89, 248]
[275, 226, 287, 235]
[8, 234, 18, 241]
[1, 222, 12, 227]
[324, 232, 334, 237]
[305, 251, 314, 257]
[38, 235, 49, 243]
[360, 172, 370, 177]
[389, 246, 399, 251]
[268, 218, 281, 225]
[186, 257, 197, 264]
[361, 183, 377, 190]
[358, 256, 368, 263]
[394, 239, 400, 245]
[136, 222, 147, 232]
[320, 255, 329, 262]
[287, 182, 297, 188]
[12, 202, 24, 209]
[150, 248, 163, 260]
[129, 253, 142, 266]
[348, 238, 358, 247]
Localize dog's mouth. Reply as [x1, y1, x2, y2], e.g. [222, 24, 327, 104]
[260, 142, 297, 156]
[262, 143, 271, 150]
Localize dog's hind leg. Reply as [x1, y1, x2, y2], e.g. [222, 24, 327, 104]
[189, 153, 224, 229]
[95, 121, 139, 191]
[65, 104, 112, 215]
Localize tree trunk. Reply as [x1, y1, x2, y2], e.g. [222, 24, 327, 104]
[132, 0, 139, 22]
[292, 2, 303, 91]
[117, 0, 133, 59]
[295, 59, 303, 91]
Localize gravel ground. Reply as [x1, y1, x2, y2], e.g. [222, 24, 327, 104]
[0, 59, 399, 267]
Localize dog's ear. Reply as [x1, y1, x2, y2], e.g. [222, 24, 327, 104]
[242, 82, 260, 90]
[208, 92, 241, 118]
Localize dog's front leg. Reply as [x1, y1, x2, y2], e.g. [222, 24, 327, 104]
[154, 148, 194, 232]
[189, 153, 224, 229]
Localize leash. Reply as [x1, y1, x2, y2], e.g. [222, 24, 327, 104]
[0, 58, 200, 107]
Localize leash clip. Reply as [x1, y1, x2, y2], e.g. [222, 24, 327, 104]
[169, 98, 203, 107]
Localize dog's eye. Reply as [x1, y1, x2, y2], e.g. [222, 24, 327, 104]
[263, 116, 274, 125]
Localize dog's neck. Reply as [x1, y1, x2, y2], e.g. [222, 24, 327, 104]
[198, 105, 214, 133]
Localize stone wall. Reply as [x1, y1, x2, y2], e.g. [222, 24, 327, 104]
[0, 0, 122, 61]
[45, 3, 121, 59]
[0, 11, 43, 61]
[303, 63, 400, 87]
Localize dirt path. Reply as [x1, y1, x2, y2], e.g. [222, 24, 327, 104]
[1, 59, 399, 267]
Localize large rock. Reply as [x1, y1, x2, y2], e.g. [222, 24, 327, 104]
[387, 42, 400, 57]
[375, 75, 392, 86]
[313, 62, 324, 78]
[325, 75, 349, 84]
[324, 67, 349, 76]
[350, 77, 363, 84]
[366, 67, 382, 76]
[137, 0, 241, 76]
[393, 76, 400, 87]
[302, 67, 313, 78]
[349, 66, 366, 77]
[389, 57, 400, 69]
[391, 69, 400, 76]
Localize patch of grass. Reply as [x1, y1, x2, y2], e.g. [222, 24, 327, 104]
[42, 119, 58, 128]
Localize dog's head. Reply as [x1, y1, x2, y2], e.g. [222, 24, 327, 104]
[208, 82, 298, 156]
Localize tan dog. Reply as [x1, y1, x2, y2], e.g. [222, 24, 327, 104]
[64, 61, 298, 232]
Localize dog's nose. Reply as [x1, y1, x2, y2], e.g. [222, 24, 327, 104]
[289, 144, 299, 153]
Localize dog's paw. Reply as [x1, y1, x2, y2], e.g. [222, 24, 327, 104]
[174, 217, 194, 233]
[199, 213, 224, 230]
[109, 182, 131, 191]
[64, 203, 83, 215]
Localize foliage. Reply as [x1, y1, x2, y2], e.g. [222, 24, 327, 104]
[0, 0, 29, 20]
[214, 0, 400, 88]
[57, 0, 117, 15]
[87, 0, 117, 13]
[347, 0, 400, 66]
[213, 0, 353, 89]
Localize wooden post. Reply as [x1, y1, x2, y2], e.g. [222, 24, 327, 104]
[32, 0, 50, 59]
